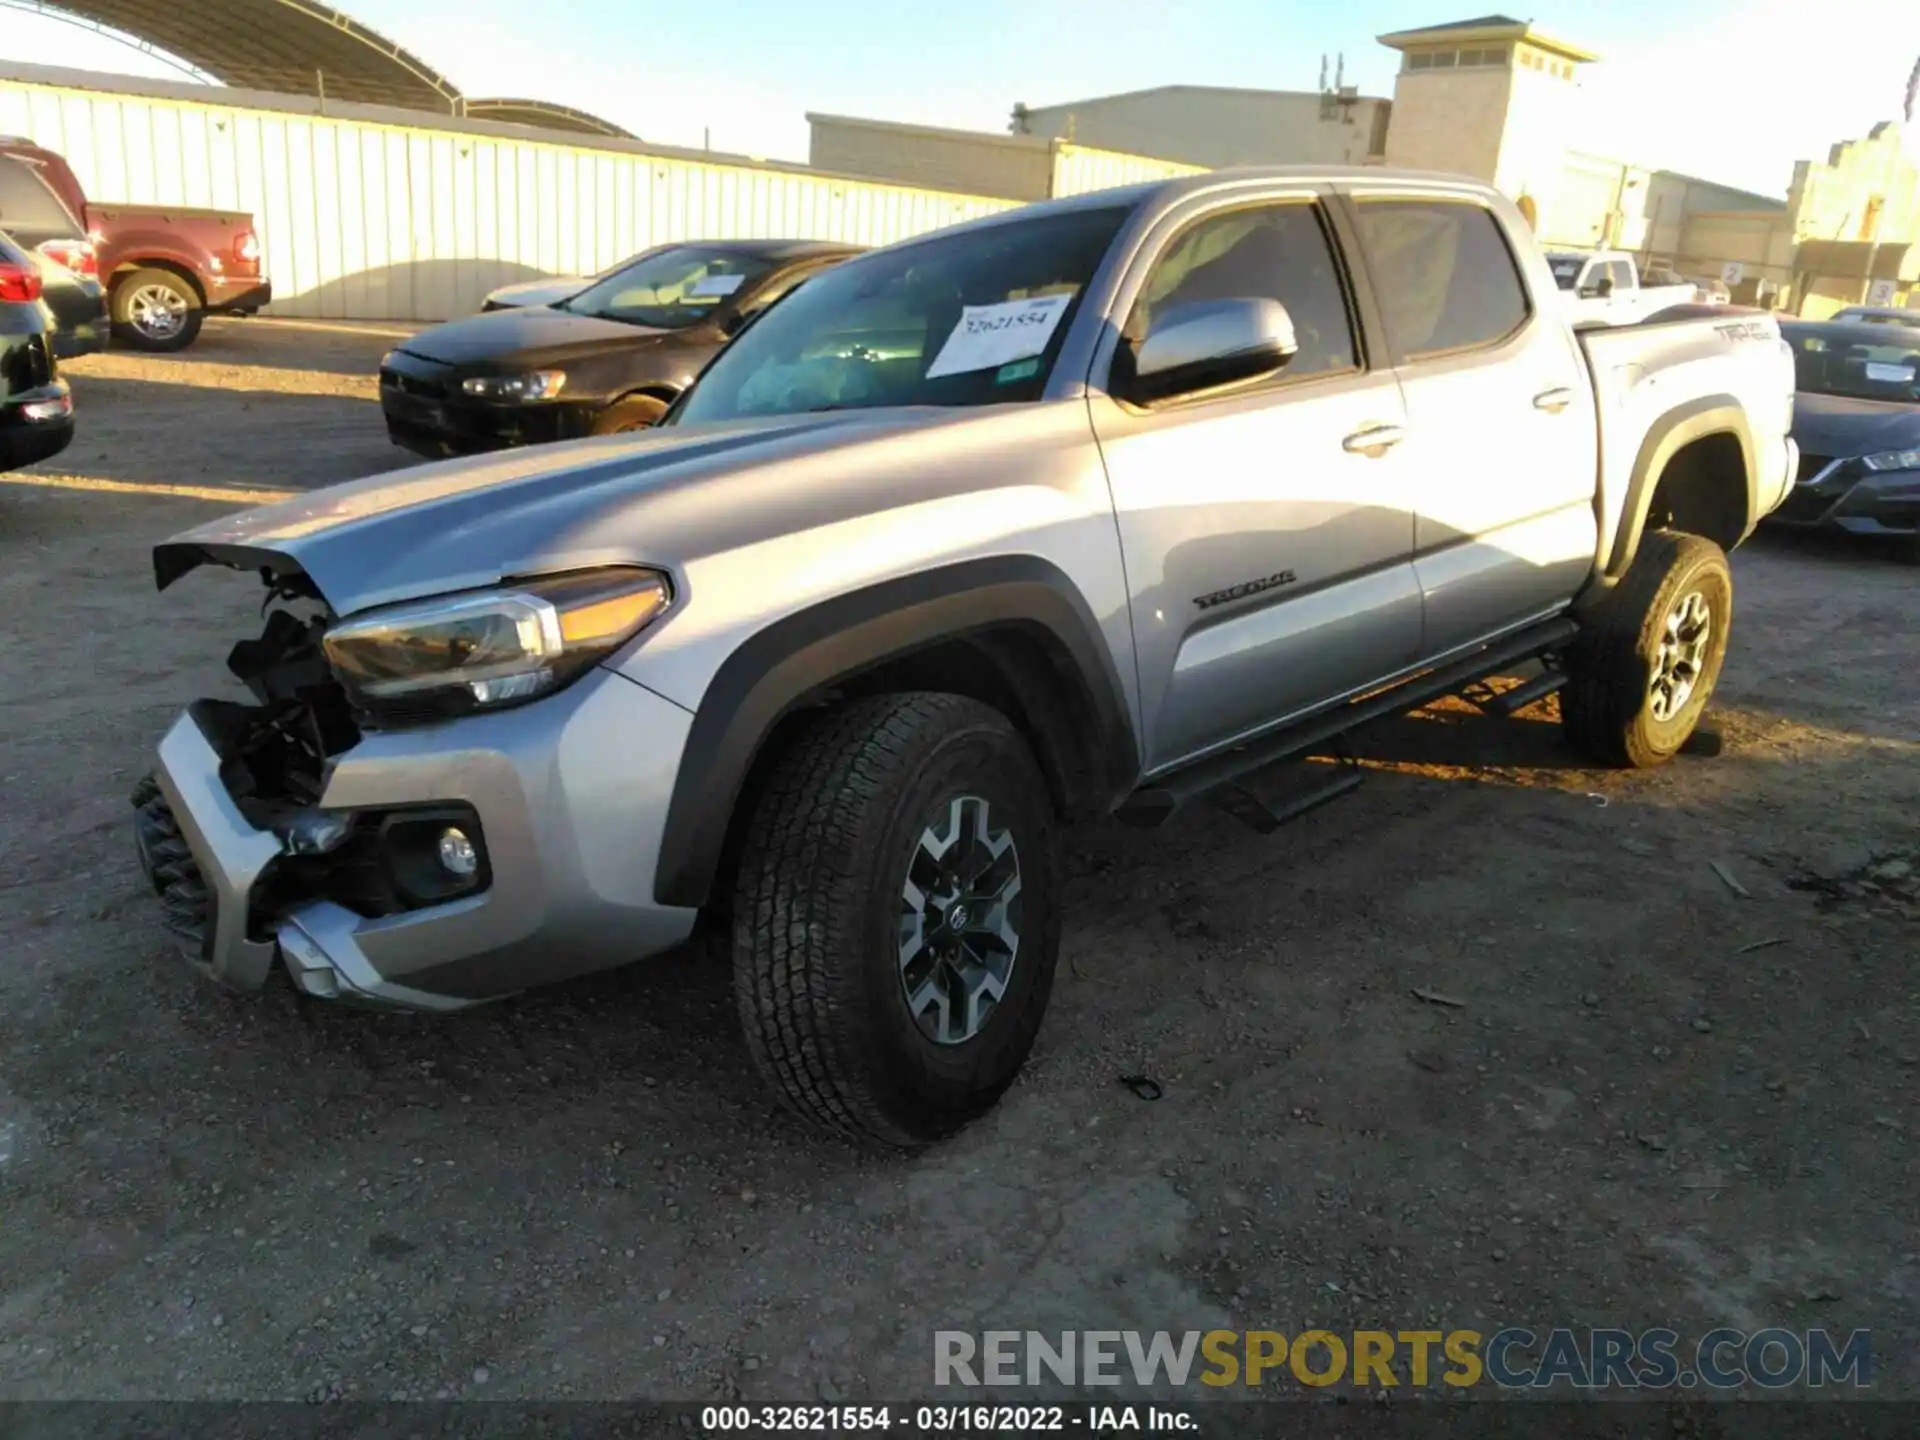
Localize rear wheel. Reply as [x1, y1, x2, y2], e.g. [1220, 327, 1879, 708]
[730, 693, 1060, 1148]
[1563, 531, 1732, 768]
[590, 394, 668, 435]
[112, 269, 203, 352]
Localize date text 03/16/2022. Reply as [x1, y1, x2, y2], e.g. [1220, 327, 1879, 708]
[699, 1405, 1193, 1432]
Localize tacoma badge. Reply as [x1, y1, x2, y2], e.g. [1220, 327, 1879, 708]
[1194, 570, 1298, 610]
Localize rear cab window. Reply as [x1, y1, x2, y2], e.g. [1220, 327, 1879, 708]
[1351, 198, 1532, 363]
[1546, 254, 1586, 291]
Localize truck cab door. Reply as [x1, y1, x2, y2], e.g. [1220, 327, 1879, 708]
[1089, 190, 1422, 774]
[1340, 192, 1599, 660]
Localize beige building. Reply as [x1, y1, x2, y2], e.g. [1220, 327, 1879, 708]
[809, 11, 1918, 317]
[1008, 85, 1391, 169]
[806, 113, 1202, 204]
[1377, 13, 1593, 220]
[1644, 122, 1920, 315]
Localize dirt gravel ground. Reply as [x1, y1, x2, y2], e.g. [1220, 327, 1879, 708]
[0, 320, 1916, 1411]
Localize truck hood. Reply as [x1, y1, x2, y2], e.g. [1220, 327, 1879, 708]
[1792, 392, 1920, 458]
[393, 306, 671, 368]
[154, 408, 980, 614]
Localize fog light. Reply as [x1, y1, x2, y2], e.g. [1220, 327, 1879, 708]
[437, 826, 478, 877]
[379, 808, 487, 908]
[21, 396, 72, 422]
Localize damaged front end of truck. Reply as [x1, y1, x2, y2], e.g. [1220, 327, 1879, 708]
[131, 565, 493, 1003]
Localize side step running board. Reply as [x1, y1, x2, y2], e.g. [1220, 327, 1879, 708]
[1486, 667, 1568, 717]
[1210, 737, 1364, 836]
[1118, 617, 1579, 827]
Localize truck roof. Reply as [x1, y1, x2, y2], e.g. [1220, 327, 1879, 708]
[895, 165, 1507, 246]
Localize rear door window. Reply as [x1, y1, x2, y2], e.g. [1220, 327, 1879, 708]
[1352, 199, 1531, 362]
[0, 158, 78, 234]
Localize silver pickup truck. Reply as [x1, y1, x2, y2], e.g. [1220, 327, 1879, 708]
[135, 167, 1795, 1147]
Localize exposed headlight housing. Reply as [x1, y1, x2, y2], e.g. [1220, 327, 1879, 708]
[322, 568, 670, 725]
[1861, 448, 1920, 473]
[461, 370, 567, 402]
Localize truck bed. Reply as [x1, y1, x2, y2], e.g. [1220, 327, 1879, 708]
[1579, 308, 1796, 576]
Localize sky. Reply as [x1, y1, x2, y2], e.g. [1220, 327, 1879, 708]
[10, 0, 1920, 198]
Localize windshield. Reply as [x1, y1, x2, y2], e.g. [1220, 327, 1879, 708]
[1786, 327, 1920, 403]
[1546, 254, 1585, 290]
[670, 204, 1133, 424]
[562, 245, 777, 328]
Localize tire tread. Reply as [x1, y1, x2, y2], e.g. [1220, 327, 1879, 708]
[731, 693, 1047, 1148]
[1564, 530, 1729, 768]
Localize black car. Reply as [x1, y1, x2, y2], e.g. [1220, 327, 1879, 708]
[0, 229, 74, 471]
[1775, 319, 1920, 559]
[379, 239, 863, 456]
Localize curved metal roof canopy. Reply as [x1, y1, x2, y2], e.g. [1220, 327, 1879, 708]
[463, 98, 635, 139]
[24, 0, 461, 110]
[21, 0, 643, 139]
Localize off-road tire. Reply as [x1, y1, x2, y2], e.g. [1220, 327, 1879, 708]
[111, 268, 204, 352]
[131, 772, 211, 953]
[730, 692, 1060, 1148]
[1563, 530, 1733, 768]
[590, 394, 668, 435]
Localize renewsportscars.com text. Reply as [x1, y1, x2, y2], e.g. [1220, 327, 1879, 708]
[934, 1327, 1872, 1391]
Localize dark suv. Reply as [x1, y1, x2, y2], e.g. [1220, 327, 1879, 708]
[0, 229, 74, 471]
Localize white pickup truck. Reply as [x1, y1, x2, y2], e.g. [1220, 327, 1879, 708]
[1547, 249, 1698, 326]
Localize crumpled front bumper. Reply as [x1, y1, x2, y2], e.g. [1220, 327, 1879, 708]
[135, 668, 701, 1010]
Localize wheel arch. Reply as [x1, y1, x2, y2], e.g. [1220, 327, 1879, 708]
[624, 383, 681, 406]
[1604, 396, 1755, 580]
[651, 556, 1140, 909]
[110, 259, 207, 306]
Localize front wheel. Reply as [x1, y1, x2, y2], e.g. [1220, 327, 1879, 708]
[1563, 530, 1733, 767]
[730, 693, 1060, 1148]
[111, 269, 204, 352]
[590, 394, 668, 435]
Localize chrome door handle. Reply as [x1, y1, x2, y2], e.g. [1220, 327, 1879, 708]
[1342, 423, 1405, 457]
[1533, 386, 1574, 413]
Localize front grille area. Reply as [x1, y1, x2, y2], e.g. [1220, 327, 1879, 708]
[1774, 487, 1837, 524]
[1796, 453, 1831, 484]
[380, 366, 442, 399]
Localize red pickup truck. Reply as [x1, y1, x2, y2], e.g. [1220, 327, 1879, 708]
[0, 137, 270, 352]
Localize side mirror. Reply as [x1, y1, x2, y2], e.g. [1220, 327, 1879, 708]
[1126, 297, 1299, 403]
[1583, 275, 1615, 299]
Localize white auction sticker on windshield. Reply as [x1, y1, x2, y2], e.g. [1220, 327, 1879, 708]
[925, 294, 1073, 379]
[690, 273, 746, 297]
[1864, 361, 1915, 384]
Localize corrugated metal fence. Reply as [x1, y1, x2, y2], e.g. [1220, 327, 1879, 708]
[0, 67, 1022, 321]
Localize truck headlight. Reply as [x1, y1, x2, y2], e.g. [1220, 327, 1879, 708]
[322, 568, 670, 723]
[461, 370, 567, 402]
[1861, 448, 1920, 473]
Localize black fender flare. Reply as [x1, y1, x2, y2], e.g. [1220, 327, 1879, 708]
[651, 555, 1139, 909]
[1604, 395, 1756, 580]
